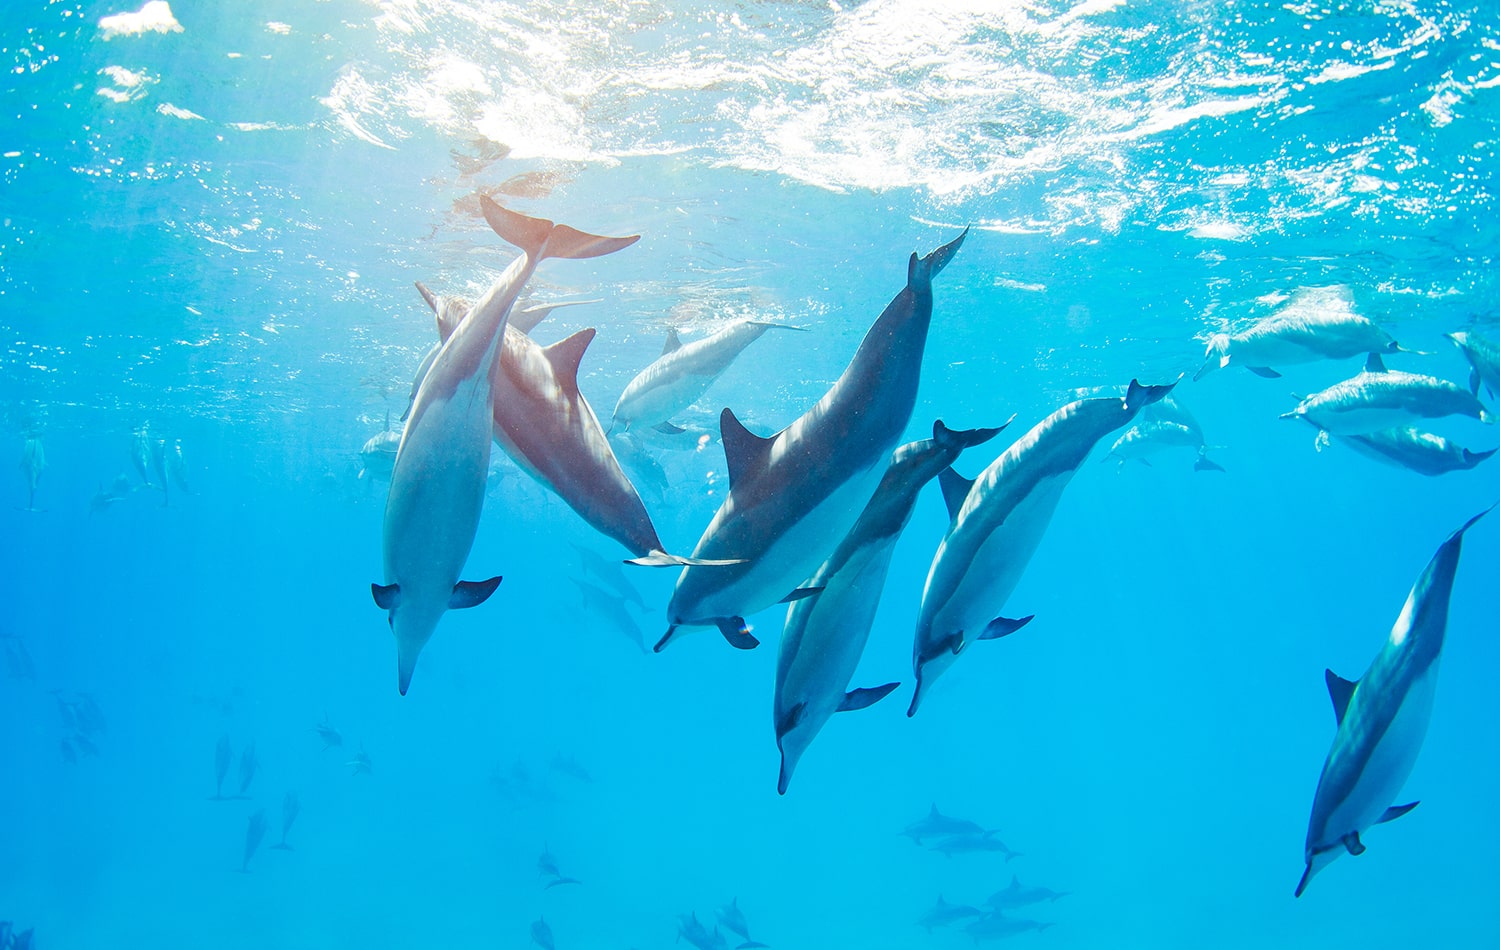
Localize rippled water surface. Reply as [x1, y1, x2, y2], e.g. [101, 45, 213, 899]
[3, 1, 1499, 947]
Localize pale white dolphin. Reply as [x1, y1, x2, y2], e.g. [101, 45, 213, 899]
[775, 420, 1006, 794]
[1195, 286, 1409, 381]
[1281, 353, 1494, 444]
[373, 196, 638, 694]
[660, 229, 968, 651]
[1295, 506, 1491, 896]
[908, 378, 1177, 716]
[611, 319, 808, 435]
[19, 435, 44, 511]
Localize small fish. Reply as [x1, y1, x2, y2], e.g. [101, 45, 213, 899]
[917, 895, 982, 933]
[237, 740, 259, 798]
[212, 734, 232, 800]
[928, 830, 1019, 860]
[270, 790, 299, 851]
[530, 915, 555, 950]
[240, 809, 268, 872]
[346, 745, 372, 776]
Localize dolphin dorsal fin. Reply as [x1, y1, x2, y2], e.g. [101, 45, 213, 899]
[937, 467, 973, 521]
[720, 408, 775, 488]
[1325, 669, 1357, 725]
[1365, 352, 1387, 374]
[662, 329, 682, 356]
[543, 328, 597, 389]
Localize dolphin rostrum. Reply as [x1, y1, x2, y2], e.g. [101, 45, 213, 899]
[1195, 285, 1408, 381]
[412, 283, 730, 569]
[611, 319, 808, 435]
[775, 420, 1006, 794]
[659, 229, 968, 652]
[909, 378, 1177, 716]
[1295, 507, 1491, 897]
[374, 196, 639, 694]
[1281, 354, 1494, 444]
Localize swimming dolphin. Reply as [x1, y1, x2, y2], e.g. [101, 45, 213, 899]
[1106, 397, 1223, 472]
[240, 809, 268, 873]
[89, 474, 133, 514]
[928, 830, 1020, 860]
[569, 576, 649, 654]
[775, 420, 1006, 793]
[270, 790, 299, 851]
[2, 636, 35, 682]
[149, 438, 170, 506]
[314, 717, 343, 752]
[909, 378, 1177, 716]
[916, 895, 983, 933]
[659, 229, 968, 652]
[19, 434, 44, 511]
[131, 425, 153, 487]
[211, 734, 232, 800]
[530, 915, 555, 950]
[572, 543, 648, 609]
[1195, 285, 1408, 381]
[1446, 330, 1500, 400]
[1295, 507, 1490, 897]
[1336, 426, 1496, 476]
[964, 913, 1053, 942]
[610, 320, 808, 434]
[985, 875, 1069, 910]
[373, 197, 638, 695]
[537, 844, 560, 879]
[359, 428, 400, 482]
[1281, 355, 1494, 444]
[899, 803, 988, 844]
[715, 897, 769, 948]
[412, 282, 727, 570]
[236, 740, 258, 798]
[677, 913, 728, 950]
[346, 744, 372, 776]
[165, 439, 191, 494]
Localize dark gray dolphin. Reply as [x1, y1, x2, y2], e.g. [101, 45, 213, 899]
[374, 197, 638, 695]
[775, 420, 1006, 794]
[964, 913, 1053, 942]
[1195, 286, 1407, 381]
[660, 229, 969, 652]
[611, 320, 808, 434]
[271, 790, 299, 850]
[1447, 329, 1500, 399]
[986, 875, 1069, 909]
[530, 916, 554, 950]
[909, 378, 1177, 716]
[240, 809, 268, 873]
[1338, 426, 1496, 476]
[1295, 507, 1491, 897]
[569, 576, 649, 654]
[1281, 355, 1494, 443]
[917, 895, 983, 933]
[900, 803, 988, 844]
[412, 283, 730, 569]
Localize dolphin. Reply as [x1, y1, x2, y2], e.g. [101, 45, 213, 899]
[131, 425, 153, 487]
[909, 378, 1177, 716]
[549, 753, 593, 783]
[149, 437, 170, 506]
[1106, 396, 1223, 472]
[964, 913, 1053, 942]
[270, 790, 299, 851]
[899, 803, 988, 844]
[314, 717, 343, 752]
[530, 916, 555, 950]
[1337, 426, 1496, 476]
[211, 734, 232, 800]
[1295, 507, 1490, 897]
[715, 897, 769, 948]
[346, 744, 372, 776]
[239, 809, 268, 873]
[928, 830, 1020, 860]
[775, 420, 1006, 794]
[411, 282, 727, 569]
[537, 844, 560, 879]
[359, 428, 400, 482]
[569, 576, 649, 654]
[19, 435, 44, 511]
[1446, 330, 1500, 400]
[610, 320, 808, 435]
[544, 876, 582, 889]
[3, 636, 35, 682]
[1281, 354, 1494, 444]
[659, 229, 968, 652]
[236, 739, 258, 799]
[1194, 285, 1408, 381]
[373, 197, 638, 695]
[986, 875, 1069, 910]
[166, 439, 192, 494]
[916, 895, 983, 933]
[572, 543, 648, 609]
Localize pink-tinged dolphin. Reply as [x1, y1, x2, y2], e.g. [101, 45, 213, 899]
[373, 196, 638, 695]
[1295, 507, 1491, 897]
[908, 378, 1177, 716]
[658, 229, 968, 652]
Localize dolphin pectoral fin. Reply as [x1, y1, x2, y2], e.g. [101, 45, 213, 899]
[1246, 366, 1282, 379]
[1467, 368, 1481, 396]
[1324, 669, 1357, 725]
[778, 586, 824, 604]
[979, 615, 1033, 640]
[371, 583, 400, 611]
[1193, 451, 1226, 473]
[1294, 863, 1314, 898]
[1137, 458, 1153, 468]
[511, 299, 597, 335]
[937, 467, 974, 521]
[1378, 801, 1419, 824]
[716, 618, 759, 649]
[478, 195, 640, 260]
[720, 407, 777, 489]
[654, 421, 687, 435]
[652, 626, 676, 653]
[838, 682, 900, 712]
[1342, 832, 1366, 856]
[626, 551, 746, 568]
[448, 576, 502, 609]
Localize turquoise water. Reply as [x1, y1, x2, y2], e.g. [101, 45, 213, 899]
[4, 0, 1500, 946]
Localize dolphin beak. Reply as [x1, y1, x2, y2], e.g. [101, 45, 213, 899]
[777, 753, 793, 796]
[397, 645, 419, 696]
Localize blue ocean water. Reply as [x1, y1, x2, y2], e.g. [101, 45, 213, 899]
[3, 0, 1499, 946]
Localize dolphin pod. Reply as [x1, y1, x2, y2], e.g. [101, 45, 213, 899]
[907, 378, 1177, 716]
[610, 319, 808, 435]
[1295, 507, 1491, 897]
[409, 282, 733, 569]
[658, 229, 969, 652]
[775, 420, 1006, 794]
[373, 197, 639, 695]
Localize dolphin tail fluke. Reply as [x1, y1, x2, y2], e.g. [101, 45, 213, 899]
[1463, 447, 1496, 467]
[626, 550, 745, 568]
[933, 417, 1013, 451]
[513, 299, 599, 335]
[1294, 863, 1314, 898]
[908, 228, 969, 289]
[1124, 376, 1181, 412]
[479, 195, 640, 261]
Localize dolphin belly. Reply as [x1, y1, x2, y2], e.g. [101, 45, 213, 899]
[1305, 405, 1417, 435]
